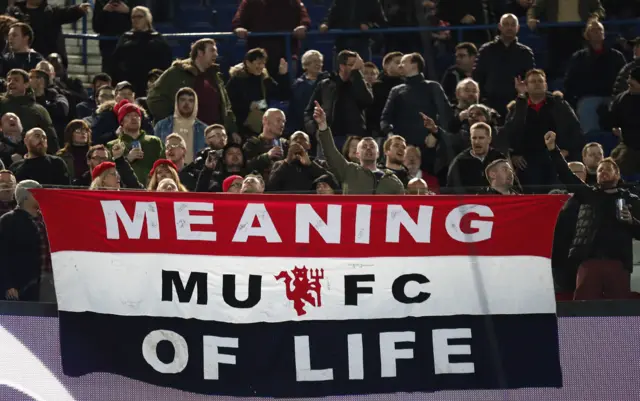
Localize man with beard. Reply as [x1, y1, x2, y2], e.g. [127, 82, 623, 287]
[0, 113, 26, 168]
[9, 128, 69, 185]
[481, 159, 517, 195]
[380, 135, 409, 187]
[0, 69, 57, 153]
[447, 122, 506, 193]
[266, 131, 329, 193]
[154, 87, 207, 164]
[314, 101, 404, 195]
[545, 131, 640, 300]
[106, 100, 163, 185]
[148, 38, 237, 137]
[195, 143, 248, 193]
[448, 78, 480, 133]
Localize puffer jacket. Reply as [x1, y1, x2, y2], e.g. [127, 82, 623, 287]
[89, 100, 155, 145]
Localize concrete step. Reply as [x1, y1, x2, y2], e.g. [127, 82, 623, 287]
[68, 63, 102, 75]
[66, 43, 101, 56]
[67, 54, 101, 66]
[65, 37, 101, 49]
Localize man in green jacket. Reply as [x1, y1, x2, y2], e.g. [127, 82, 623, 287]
[312, 101, 404, 195]
[107, 99, 163, 186]
[147, 38, 238, 140]
[0, 69, 58, 153]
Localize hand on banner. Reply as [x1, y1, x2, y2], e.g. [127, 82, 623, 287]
[544, 131, 556, 150]
[313, 101, 328, 131]
[5, 288, 18, 300]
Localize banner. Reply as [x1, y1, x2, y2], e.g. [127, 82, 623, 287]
[34, 190, 565, 397]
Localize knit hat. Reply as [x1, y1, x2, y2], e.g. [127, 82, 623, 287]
[114, 99, 142, 125]
[149, 159, 178, 177]
[92, 161, 116, 180]
[222, 175, 243, 192]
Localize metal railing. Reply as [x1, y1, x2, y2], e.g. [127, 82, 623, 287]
[66, 17, 640, 75]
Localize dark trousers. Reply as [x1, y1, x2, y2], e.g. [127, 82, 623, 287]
[574, 259, 631, 300]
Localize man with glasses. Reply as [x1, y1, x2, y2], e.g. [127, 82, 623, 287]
[164, 133, 198, 191]
[72, 144, 110, 187]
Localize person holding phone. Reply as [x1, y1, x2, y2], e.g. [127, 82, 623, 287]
[106, 99, 163, 185]
[242, 108, 288, 181]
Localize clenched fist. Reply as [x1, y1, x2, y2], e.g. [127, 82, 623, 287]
[544, 131, 556, 150]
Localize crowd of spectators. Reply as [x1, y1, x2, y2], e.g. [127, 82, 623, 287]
[1, 0, 640, 305]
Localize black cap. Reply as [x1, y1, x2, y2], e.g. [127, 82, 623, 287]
[115, 81, 133, 92]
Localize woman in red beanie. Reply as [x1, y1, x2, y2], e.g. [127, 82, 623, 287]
[89, 162, 120, 190]
[147, 159, 188, 191]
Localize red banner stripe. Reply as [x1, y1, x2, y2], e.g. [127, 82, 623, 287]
[33, 190, 567, 259]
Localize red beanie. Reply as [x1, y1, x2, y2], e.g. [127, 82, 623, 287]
[92, 161, 116, 180]
[149, 159, 178, 177]
[114, 99, 142, 125]
[223, 175, 243, 192]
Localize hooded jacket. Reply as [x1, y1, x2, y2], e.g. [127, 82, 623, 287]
[0, 88, 58, 153]
[154, 90, 208, 159]
[147, 58, 236, 132]
[89, 100, 154, 145]
[226, 63, 291, 137]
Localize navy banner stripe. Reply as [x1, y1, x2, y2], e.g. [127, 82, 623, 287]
[59, 312, 562, 397]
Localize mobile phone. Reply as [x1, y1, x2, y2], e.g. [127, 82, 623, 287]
[131, 140, 140, 149]
[272, 138, 281, 148]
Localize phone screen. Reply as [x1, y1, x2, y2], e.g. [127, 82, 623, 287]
[131, 141, 140, 149]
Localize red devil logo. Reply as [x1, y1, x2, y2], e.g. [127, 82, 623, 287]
[275, 266, 324, 316]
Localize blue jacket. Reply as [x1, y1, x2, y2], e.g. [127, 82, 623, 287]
[155, 116, 207, 153]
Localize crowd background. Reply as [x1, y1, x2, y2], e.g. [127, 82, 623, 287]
[1, 0, 640, 304]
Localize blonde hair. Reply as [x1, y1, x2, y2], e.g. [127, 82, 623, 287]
[147, 163, 188, 192]
[89, 167, 117, 190]
[301, 50, 323, 69]
[131, 6, 153, 31]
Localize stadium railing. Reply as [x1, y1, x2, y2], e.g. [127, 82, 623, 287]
[63, 18, 640, 78]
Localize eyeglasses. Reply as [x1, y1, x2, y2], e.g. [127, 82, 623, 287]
[166, 144, 184, 150]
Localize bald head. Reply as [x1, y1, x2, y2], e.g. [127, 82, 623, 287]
[499, 13, 519, 41]
[24, 128, 47, 156]
[262, 108, 285, 137]
[1, 112, 22, 137]
[407, 177, 429, 195]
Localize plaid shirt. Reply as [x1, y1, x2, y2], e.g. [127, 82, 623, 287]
[33, 213, 52, 273]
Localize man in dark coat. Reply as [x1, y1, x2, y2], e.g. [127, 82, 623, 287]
[6, 0, 91, 67]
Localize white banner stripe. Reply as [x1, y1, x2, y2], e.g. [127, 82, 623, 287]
[52, 252, 556, 323]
